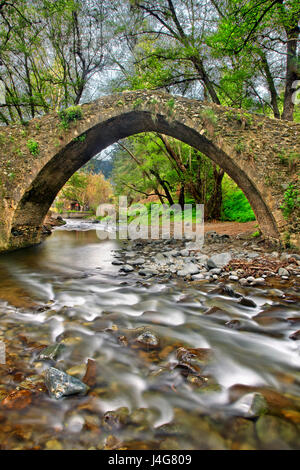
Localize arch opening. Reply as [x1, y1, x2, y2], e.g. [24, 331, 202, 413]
[9, 110, 280, 249]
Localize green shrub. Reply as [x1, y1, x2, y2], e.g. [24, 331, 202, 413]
[221, 176, 255, 222]
[26, 139, 39, 156]
[200, 108, 218, 126]
[251, 230, 260, 238]
[58, 105, 83, 129]
[133, 98, 143, 109]
[280, 183, 300, 218]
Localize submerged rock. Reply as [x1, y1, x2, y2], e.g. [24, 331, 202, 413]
[214, 284, 242, 298]
[233, 392, 269, 418]
[111, 260, 124, 266]
[256, 415, 299, 449]
[289, 330, 300, 340]
[135, 330, 160, 349]
[120, 264, 134, 272]
[138, 268, 158, 277]
[238, 297, 257, 308]
[37, 343, 65, 362]
[225, 319, 241, 329]
[45, 367, 88, 399]
[102, 407, 129, 430]
[2, 389, 33, 410]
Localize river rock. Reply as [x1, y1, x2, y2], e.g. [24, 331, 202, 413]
[135, 330, 160, 349]
[238, 297, 257, 308]
[111, 260, 124, 265]
[252, 277, 266, 286]
[256, 415, 298, 449]
[102, 407, 129, 430]
[180, 249, 189, 257]
[207, 252, 232, 269]
[196, 254, 209, 264]
[138, 268, 158, 277]
[192, 273, 205, 280]
[155, 253, 167, 265]
[225, 319, 241, 329]
[120, 264, 134, 272]
[278, 267, 289, 277]
[289, 330, 300, 340]
[177, 263, 200, 276]
[233, 392, 268, 418]
[131, 257, 145, 265]
[247, 252, 260, 259]
[45, 367, 88, 399]
[37, 343, 65, 362]
[209, 268, 221, 275]
[168, 249, 179, 257]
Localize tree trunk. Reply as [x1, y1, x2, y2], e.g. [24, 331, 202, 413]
[151, 169, 175, 206]
[206, 166, 224, 220]
[191, 56, 221, 104]
[281, 25, 299, 121]
[178, 184, 185, 210]
[259, 51, 280, 119]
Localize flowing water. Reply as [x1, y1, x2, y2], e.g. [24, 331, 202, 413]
[0, 222, 300, 450]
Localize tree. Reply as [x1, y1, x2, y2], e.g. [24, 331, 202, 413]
[0, 0, 112, 124]
[111, 0, 221, 102]
[111, 132, 224, 220]
[56, 171, 113, 212]
[209, 0, 300, 120]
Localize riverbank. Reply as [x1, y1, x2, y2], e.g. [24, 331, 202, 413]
[113, 231, 300, 286]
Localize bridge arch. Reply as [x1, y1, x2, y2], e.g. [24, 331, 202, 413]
[0, 91, 298, 251]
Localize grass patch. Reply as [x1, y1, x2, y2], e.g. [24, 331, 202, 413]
[58, 105, 83, 129]
[26, 139, 39, 156]
[221, 176, 255, 222]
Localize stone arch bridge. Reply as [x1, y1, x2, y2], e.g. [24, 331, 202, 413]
[0, 90, 299, 252]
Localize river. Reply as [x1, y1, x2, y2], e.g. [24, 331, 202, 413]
[0, 222, 299, 450]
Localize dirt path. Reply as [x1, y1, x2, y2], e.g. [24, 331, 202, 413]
[203, 220, 257, 236]
[159, 220, 257, 238]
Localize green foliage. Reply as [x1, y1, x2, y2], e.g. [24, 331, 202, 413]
[280, 183, 300, 218]
[278, 151, 299, 171]
[15, 148, 24, 157]
[26, 139, 39, 156]
[225, 110, 253, 127]
[59, 171, 88, 203]
[221, 176, 255, 222]
[234, 140, 246, 154]
[167, 98, 175, 110]
[73, 134, 86, 143]
[132, 98, 143, 109]
[58, 105, 83, 129]
[251, 230, 260, 238]
[283, 231, 291, 247]
[200, 109, 218, 126]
